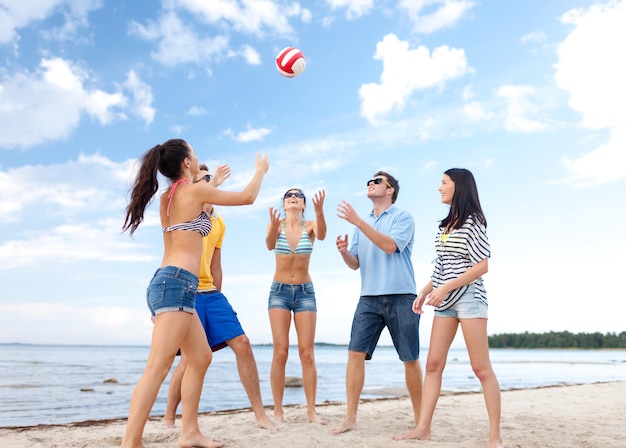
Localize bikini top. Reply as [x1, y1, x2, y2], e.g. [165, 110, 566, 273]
[274, 221, 313, 255]
[162, 179, 212, 237]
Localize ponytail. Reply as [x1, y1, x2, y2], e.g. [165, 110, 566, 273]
[122, 139, 191, 235]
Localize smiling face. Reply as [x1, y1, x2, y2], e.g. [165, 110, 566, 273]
[439, 174, 455, 205]
[283, 189, 306, 211]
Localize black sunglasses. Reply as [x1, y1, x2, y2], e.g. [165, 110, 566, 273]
[194, 173, 212, 184]
[366, 178, 392, 188]
[284, 191, 305, 199]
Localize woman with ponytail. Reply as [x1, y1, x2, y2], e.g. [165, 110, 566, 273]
[121, 139, 269, 448]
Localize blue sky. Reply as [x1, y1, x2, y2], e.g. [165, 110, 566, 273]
[1, 0, 624, 348]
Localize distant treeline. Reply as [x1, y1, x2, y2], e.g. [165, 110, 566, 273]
[488, 331, 626, 349]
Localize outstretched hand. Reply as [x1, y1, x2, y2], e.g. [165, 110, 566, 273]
[211, 164, 231, 187]
[256, 153, 270, 174]
[268, 207, 282, 229]
[336, 234, 349, 254]
[337, 200, 360, 225]
[312, 189, 326, 214]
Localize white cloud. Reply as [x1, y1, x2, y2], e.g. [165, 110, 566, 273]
[561, 128, 626, 187]
[187, 106, 208, 116]
[399, 0, 475, 34]
[128, 11, 230, 66]
[0, 0, 102, 45]
[0, 57, 127, 148]
[463, 100, 493, 122]
[168, 0, 309, 36]
[0, 221, 156, 269]
[224, 126, 272, 142]
[240, 45, 262, 65]
[497, 85, 549, 133]
[359, 34, 470, 125]
[0, 154, 157, 269]
[325, 0, 374, 19]
[555, 0, 626, 185]
[122, 71, 155, 125]
[521, 30, 547, 45]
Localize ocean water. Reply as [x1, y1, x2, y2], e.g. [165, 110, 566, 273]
[0, 343, 624, 428]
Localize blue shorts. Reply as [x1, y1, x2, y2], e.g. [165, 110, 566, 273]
[196, 290, 245, 352]
[268, 281, 317, 313]
[349, 294, 420, 361]
[435, 284, 488, 319]
[146, 266, 198, 317]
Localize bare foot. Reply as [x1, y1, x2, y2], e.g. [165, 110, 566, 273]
[273, 412, 284, 425]
[178, 434, 224, 448]
[488, 437, 504, 448]
[332, 417, 356, 434]
[308, 411, 326, 425]
[392, 427, 431, 441]
[255, 413, 279, 430]
[163, 417, 175, 429]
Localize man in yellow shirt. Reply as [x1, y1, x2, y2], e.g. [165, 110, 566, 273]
[164, 164, 275, 430]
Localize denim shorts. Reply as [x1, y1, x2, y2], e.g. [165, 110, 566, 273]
[267, 281, 317, 313]
[349, 294, 420, 361]
[196, 290, 245, 352]
[435, 284, 488, 319]
[146, 266, 198, 317]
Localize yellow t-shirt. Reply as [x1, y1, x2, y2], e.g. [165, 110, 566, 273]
[198, 211, 225, 291]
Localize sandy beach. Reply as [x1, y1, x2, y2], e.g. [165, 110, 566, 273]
[1, 381, 623, 448]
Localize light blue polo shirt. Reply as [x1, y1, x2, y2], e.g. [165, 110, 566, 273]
[349, 205, 417, 296]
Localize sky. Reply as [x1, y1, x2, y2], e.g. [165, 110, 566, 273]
[1, 0, 625, 349]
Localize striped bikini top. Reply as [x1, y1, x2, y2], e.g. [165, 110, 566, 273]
[274, 222, 313, 255]
[162, 179, 212, 237]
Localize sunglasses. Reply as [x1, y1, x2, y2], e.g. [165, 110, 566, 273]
[367, 178, 392, 188]
[193, 173, 212, 184]
[284, 191, 305, 199]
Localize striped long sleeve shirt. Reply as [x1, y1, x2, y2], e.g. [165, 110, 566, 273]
[432, 215, 490, 311]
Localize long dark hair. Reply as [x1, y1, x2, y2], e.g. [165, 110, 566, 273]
[440, 168, 486, 230]
[122, 139, 191, 235]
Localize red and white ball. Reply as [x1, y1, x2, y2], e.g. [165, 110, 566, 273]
[275, 47, 306, 78]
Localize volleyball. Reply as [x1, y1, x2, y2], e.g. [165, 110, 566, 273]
[275, 47, 306, 78]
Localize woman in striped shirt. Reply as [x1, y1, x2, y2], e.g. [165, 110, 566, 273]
[394, 168, 503, 448]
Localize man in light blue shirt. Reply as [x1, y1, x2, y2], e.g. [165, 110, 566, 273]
[333, 171, 422, 435]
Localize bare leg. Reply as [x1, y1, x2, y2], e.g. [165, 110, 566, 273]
[294, 311, 324, 424]
[403, 359, 423, 426]
[176, 313, 223, 448]
[227, 334, 277, 430]
[121, 311, 193, 448]
[460, 318, 503, 448]
[393, 317, 458, 441]
[163, 354, 188, 428]
[268, 308, 291, 424]
[332, 350, 366, 434]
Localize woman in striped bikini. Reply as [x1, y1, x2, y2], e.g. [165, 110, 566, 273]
[395, 168, 503, 447]
[121, 139, 269, 448]
[265, 188, 327, 425]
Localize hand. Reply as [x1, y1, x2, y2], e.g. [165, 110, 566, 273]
[425, 287, 448, 307]
[211, 164, 231, 187]
[312, 189, 325, 214]
[256, 153, 270, 174]
[336, 234, 349, 253]
[412, 294, 426, 315]
[337, 200, 360, 225]
[268, 207, 282, 228]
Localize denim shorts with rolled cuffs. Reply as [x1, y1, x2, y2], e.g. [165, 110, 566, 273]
[146, 266, 198, 317]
